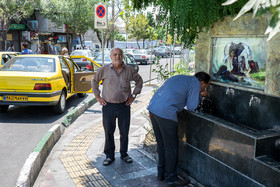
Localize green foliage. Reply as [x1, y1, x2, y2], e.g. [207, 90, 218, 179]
[152, 60, 170, 83]
[147, 12, 155, 27]
[115, 33, 126, 41]
[127, 13, 150, 48]
[40, 0, 98, 49]
[223, 0, 280, 40]
[152, 59, 192, 84]
[249, 71, 266, 81]
[130, 0, 247, 47]
[0, 0, 36, 50]
[170, 59, 192, 77]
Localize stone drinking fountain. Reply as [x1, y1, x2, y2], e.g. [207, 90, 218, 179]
[177, 83, 280, 186]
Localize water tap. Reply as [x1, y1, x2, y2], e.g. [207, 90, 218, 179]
[249, 95, 261, 107]
[275, 139, 280, 150]
[226, 87, 235, 95]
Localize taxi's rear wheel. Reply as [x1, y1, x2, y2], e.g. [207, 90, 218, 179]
[0, 105, 9, 112]
[54, 91, 66, 114]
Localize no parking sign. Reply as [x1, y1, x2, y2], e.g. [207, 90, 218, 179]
[94, 4, 108, 29]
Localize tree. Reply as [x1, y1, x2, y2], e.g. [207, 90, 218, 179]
[127, 13, 149, 48]
[0, 0, 36, 50]
[147, 12, 155, 27]
[115, 33, 126, 41]
[223, 0, 280, 40]
[129, 0, 247, 47]
[40, 0, 98, 52]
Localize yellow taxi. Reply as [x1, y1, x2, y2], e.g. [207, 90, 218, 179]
[0, 54, 101, 114]
[0, 51, 20, 68]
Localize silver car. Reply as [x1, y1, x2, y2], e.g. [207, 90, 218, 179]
[130, 49, 149, 65]
[70, 49, 95, 69]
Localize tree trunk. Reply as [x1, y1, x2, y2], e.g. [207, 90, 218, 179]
[96, 30, 102, 46]
[0, 19, 9, 51]
[136, 40, 140, 49]
[143, 39, 145, 49]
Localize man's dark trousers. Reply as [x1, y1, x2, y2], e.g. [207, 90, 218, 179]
[149, 112, 178, 182]
[102, 102, 131, 159]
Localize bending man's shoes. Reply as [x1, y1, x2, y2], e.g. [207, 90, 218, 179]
[103, 157, 115, 166]
[167, 177, 190, 186]
[120, 155, 133, 163]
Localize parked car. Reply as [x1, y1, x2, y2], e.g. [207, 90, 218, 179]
[0, 51, 20, 68]
[173, 47, 181, 55]
[94, 52, 112, 66]
[70, 49, 95, 69]
[0, 54, 100, 114]
[142, 49, 156, 64]
[155, 48, 171, 58]
[129, 49, 149, 65]
[124, 53, 139, 72]
[94, 52, 139, 72]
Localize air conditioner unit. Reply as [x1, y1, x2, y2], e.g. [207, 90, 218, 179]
[27, 20, 38, 31]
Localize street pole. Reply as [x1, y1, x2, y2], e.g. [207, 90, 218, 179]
[149, 41, 153, 84]
[102, 29, 104, 66]
[172, 42, 175, 71]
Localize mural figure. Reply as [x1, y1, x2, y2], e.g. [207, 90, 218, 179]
[212, 38, 267, 89]
[213, 65, 239, 82]
[248, 60, 260, 74]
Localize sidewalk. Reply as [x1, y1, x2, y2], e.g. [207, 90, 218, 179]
[33, 82, 169, 187]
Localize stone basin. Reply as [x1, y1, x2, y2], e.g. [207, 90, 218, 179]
[178, 83, 280, 187]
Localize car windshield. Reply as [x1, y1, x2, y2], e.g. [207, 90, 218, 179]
[71, 50, 91, 57]
[133, 50, 143, 54]
[0, 57, 56, 72]
[95, 53, 111, 62]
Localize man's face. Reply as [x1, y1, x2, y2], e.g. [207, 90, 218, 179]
[110, 49, 123, 66]
[200, 81, 209, 92]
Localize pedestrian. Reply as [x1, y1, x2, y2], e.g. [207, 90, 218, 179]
[91, 47, 143, 166]
[61, 46, 69, 56]
[148, 72, 210, 186]
[21, 42, 33, 54]
[7, 44, 15, 52]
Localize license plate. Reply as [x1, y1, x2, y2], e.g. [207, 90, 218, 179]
[3, 95, 28, 102]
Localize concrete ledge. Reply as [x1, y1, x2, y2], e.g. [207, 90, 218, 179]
[16, 97, 95, 187]
[62, 97, 97, 127]
[16, 124, 63, 187]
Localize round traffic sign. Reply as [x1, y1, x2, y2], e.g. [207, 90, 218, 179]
[96, 5, 106, 18]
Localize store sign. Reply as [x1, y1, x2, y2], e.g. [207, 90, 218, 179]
[48, 20, 65, 33]
[94, 4, 108, 29]
[9, 24, 26, 30]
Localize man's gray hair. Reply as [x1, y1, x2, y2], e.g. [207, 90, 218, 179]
[110, 47, 123, 56]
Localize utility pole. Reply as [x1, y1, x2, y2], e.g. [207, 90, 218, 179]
[111, 0, 115, 48]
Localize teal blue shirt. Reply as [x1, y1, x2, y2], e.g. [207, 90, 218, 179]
[148, 75, 201, 122]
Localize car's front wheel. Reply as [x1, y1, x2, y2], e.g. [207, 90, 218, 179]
[0, 105, 9, 113]
[53, 91, 66, 114]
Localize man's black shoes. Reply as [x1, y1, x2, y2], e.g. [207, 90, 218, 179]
[167, 177, 190, 186]
[103, 158, 115, 166]
[120, 155, 133, 163]
[157, 175, 165, 181]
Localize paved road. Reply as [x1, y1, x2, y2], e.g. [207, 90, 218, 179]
[0, 94, 93, 187]
[0, 55, 182, 187]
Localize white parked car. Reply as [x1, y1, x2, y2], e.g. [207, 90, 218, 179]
[174, 47, 182, 55]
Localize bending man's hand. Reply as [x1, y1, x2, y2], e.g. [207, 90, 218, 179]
[200, 91, 208, 97]
[95, 95, 107, 106]
[126, 96, 135, 106]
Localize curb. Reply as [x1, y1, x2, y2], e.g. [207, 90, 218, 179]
[16, 96, 97, 187]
